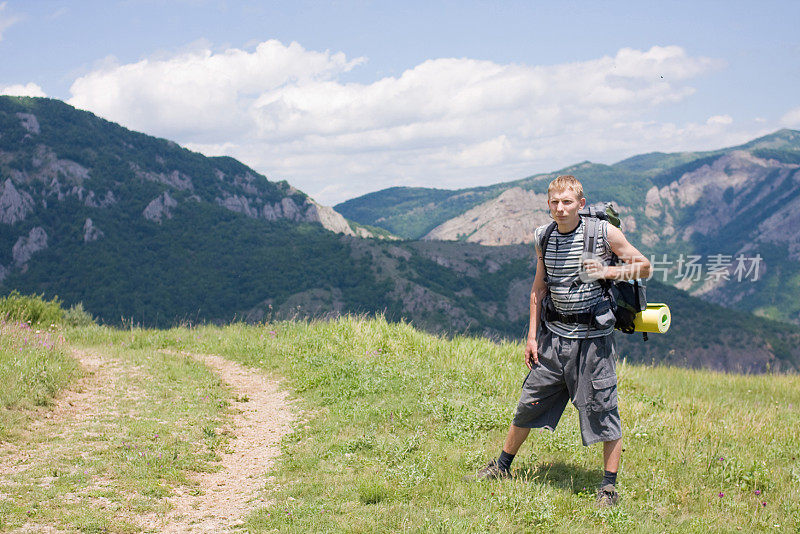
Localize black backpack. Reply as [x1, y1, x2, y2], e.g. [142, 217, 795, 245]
[539, 203, 648, 340]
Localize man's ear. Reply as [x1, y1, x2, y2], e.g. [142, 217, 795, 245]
[579, 197, 586, 209]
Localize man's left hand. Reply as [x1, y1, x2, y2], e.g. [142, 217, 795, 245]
[582, 258, 609, 280]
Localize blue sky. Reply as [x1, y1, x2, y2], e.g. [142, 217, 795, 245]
[2, 1, 799, 204]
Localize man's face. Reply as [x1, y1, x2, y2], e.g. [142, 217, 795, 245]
[547, 188, 585, 226]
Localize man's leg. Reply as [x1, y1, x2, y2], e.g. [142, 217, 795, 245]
[601, 438, 622, 487]
[469, 327, 567, 480]
[575, 334, 622, 505]
[603, 438, 622, 473]
[503, 424, 531, 455]
[468, 424, 531, 479]
[493, 424, 532, 473]
[597, 437, 622, 506]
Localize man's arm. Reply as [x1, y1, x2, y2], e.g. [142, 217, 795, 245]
[525, 253, 548, 369]
[585, 225, 651, 280]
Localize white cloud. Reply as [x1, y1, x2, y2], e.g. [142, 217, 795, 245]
[69, 40, 737, 205]
[0, 1, 21, 41]
[69, 40, 364, 142]
[706, 114, 733, 126]
[780, 107, 800, 128]
[0, 82, 46, 97]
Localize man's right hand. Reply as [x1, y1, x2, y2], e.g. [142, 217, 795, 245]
[524, 338, 538, 369]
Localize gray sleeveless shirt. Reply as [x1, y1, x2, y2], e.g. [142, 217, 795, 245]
[534, 219, 614, 339]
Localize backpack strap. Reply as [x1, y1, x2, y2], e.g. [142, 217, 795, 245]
[632, 278, 647, 341]
[539, 221, 558, 283]
[584, 217, 613, 295]
[583, 216, 599, 257]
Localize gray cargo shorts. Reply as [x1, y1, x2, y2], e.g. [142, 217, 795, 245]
[511, 325, 621, 446]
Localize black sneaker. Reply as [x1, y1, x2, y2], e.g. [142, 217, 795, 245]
[464, 459, 512, 481]
[596, 483, 620, 507]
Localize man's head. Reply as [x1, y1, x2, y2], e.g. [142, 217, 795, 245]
[547, 175, 585, 228]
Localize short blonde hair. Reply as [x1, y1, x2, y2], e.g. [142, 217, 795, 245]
[547, 175, 584, 200]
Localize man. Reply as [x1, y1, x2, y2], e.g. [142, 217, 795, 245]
[469, 175, 651, 507]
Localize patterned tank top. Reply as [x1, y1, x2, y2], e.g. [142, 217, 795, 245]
[534, 218, 614, 339]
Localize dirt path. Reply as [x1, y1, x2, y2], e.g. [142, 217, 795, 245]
[0, 349, 124, 478]
[1, 348, 295, 533]
[141, 351, 295, 533]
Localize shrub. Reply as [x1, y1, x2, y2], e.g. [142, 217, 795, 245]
[0, 291, 65, 325]
[63, 302, 96, 327]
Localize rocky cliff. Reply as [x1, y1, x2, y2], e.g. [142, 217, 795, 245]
[423, 187, 550, 245]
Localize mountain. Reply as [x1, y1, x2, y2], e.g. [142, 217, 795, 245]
[1, 96, 798, 372]
[333, 184, 515, 240]
[337, 130, 800, 325]
[0, 96, 384, 319]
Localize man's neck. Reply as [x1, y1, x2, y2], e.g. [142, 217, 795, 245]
[557, 218, 581, 234]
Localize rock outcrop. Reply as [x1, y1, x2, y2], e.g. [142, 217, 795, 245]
[131, 163, 194, 191]
[424, 187, 551, 245]
[304, 201, 356, 236]
[217, 194, 259, 218]
[217, 192, 359, 236]
[0, 179, 35, 224]
[143, 191, 178, 223]
[83, 218, 104, 242]
[16, 112, 40, 135]
[84, 190, 117, 208]
[12, 226, 48, 266]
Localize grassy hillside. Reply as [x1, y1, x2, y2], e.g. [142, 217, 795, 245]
[1, 315, 798, 532]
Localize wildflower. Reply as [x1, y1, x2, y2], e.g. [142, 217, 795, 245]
[762, 501, 767, 507]
[718, 492, 724, 498]
[754, 490, 761, 495]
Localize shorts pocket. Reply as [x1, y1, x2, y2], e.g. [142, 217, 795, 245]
[591, 375, 618, 412]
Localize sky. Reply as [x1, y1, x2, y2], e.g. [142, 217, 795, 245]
[1, 1, 799, 205]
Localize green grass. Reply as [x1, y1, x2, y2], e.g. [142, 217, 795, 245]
[63, 317, 799, 533]
[0, 321, 78, 438]
[1, 316, 798, 532]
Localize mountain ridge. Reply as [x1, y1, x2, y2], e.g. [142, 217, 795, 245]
[337, 130, 800, 325]
[0, 96, 364, 254]
[2, 96, 799, 372]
